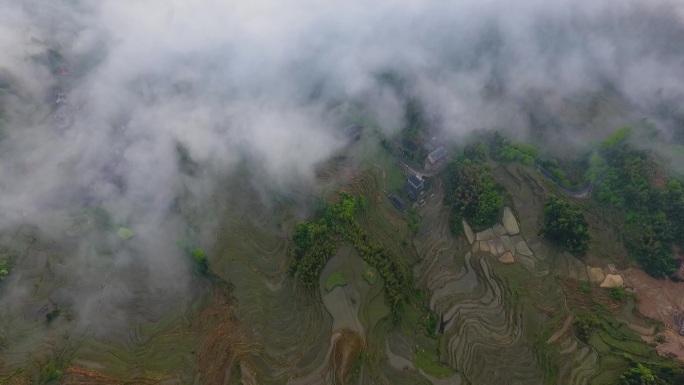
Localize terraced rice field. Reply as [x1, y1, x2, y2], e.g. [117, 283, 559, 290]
[407, 163, 654, 385]
[0, 148, 677, 385]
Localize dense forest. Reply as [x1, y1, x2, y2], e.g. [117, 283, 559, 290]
[444, 154, 505, 234]
[594, 130, 684, 277]
[463, 128, 684, 278]
[539, 195, 591, 256]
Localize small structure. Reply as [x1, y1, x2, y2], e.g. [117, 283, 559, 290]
[427, 146, 447, 164]
[405, 174, 425, 200]
[390, 195, 405, 211]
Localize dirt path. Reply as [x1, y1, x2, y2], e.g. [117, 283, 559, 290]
[546, 316, 573, 344]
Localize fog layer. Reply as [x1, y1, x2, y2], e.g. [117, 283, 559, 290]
[0, 0, 683, 337]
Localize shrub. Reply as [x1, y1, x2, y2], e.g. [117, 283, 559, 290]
[573, 314, 600, 342]
[609, 287, 627, 301]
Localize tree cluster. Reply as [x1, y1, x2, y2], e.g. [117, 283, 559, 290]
[572, 313, 600, 343]
[289, 194, 409, 322]
[0, 259, 8, 280]
[177, 238, 211, 276]
[619, 358, 684, 385]
[445, 159, 504, 232]
[191, 248, 209, 275]
[539, 195, 591, 256]
[599, 126, 632, 151]
[489, 132, 540, 166]
[596, 141, 683, 277]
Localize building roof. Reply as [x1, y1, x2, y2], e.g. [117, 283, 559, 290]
[408, 175, 424, 189]
[390, 196, 404, 210]
[427, 146, 447, 163]
[406, 175, 424, 201]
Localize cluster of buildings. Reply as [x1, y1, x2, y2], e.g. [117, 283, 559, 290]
[386, 174, 428, 213]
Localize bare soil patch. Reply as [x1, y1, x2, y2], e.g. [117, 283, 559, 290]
[656, 330, 684, 361]
[63, 366, 161, 384]
[328, 330, 363, 385]
[621, 268, 684, 323]
[621, 268, 684, 361]
[194, 286, 247, 385]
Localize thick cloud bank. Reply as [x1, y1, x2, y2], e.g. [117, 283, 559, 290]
[0, 0, 683, 337]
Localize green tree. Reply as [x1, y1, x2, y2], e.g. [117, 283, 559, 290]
[662, 180, 684, 246]
[620, 363, 657, 385]
[573, 314, 600, 342]
[288, 193, 409, 323]
[41, 361, 63, 383]
[539, 195, 590, 256]
[600, 126, 632, 151]
[445, 160, 504, 230]
[595, 143, 683, 277]
[191, 248, 209, 274]
[463, 141, 488, 162]
[489, 132, 539, 166]
[400, 98, 426, 160]
[623, 213, 676, 278]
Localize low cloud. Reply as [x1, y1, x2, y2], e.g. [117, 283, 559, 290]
[0, 0, 683, 344]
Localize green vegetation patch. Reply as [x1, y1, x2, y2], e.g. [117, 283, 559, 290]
[559, 276, 684, 385]
[40, 361, 63, 383]
[325, 271, 347, 291]
[414, 348, 454, 379]
[420, 311, 437, 337]
[489, 132, 540, 166]
[191, 248, 209, 274]
[539, 157, 590, 189]
[400, 98, 430, 163]
[614, 357, 684, 385]
[347, 350, 365, 384]
[609, 286, 628, 302]
[594, 136, 683, 277]
[597, 330, 650, 357]
[117, 227, 134, 240]
[289, 193, 409, 322]
[599, 126, 632, 150]
[0, 259, 9, 280]
[539, 195, 590, 256]
[445, 159, 504, 232]
[363, 265, 378, 285]
[407, 208, 420, 234]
